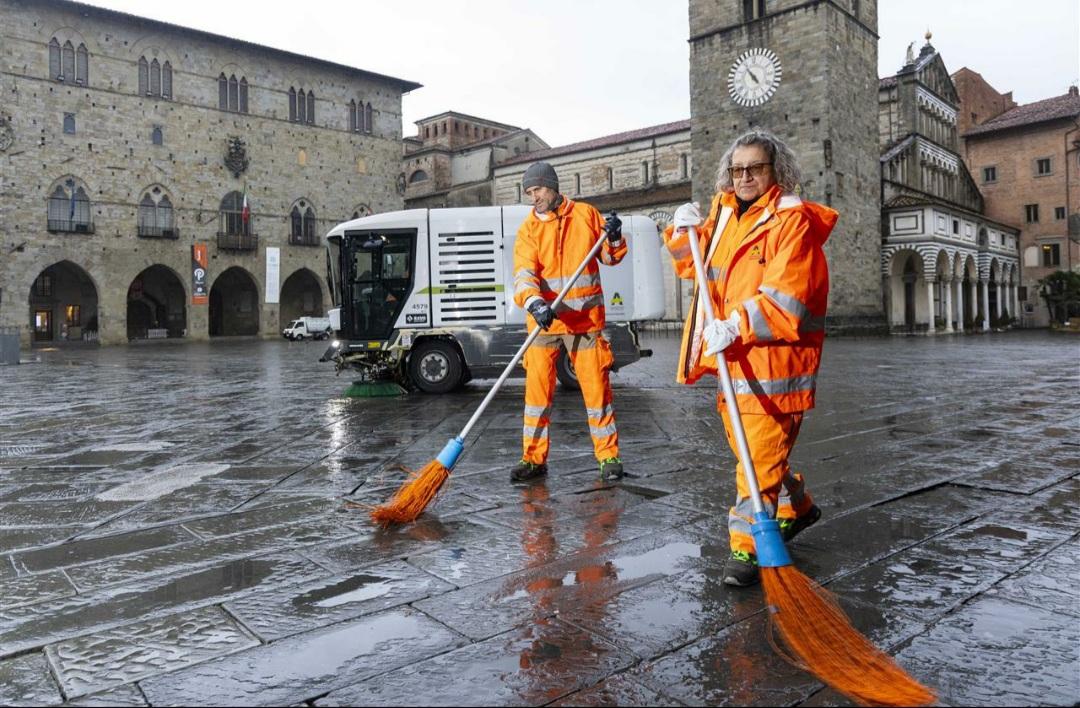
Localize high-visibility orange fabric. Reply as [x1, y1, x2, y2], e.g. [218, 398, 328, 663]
[720, 408, 815, 555]
[513, 197, 627, 335]
[522, 332, 618, 464]
[663, 185, 837, 415]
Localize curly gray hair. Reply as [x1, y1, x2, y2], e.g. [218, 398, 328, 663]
[714, 128, 802, 193]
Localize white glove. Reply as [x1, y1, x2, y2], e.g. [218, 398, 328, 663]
[673, 202, 702, 230]
[703, 311, 742, 356]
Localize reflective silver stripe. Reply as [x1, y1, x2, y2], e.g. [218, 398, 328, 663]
[599, 250, 618, 265]
[743, 298, 775, 342]
[514, 268, 537, 282]
[731, 374, 817, 396]
[557, 293, 604, 311]
[586, 404, 614, 420]
[589, 422, 618, 437]
[514, 281, 537, 297]
[799, 315, 826, 333]
[777, 192, 803, 210]
[524, 405, 551, 419]
[539, 275, 565, 292]
[760, 286, 811, 321]
[523, 425, 549, 440]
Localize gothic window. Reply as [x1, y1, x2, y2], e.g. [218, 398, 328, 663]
[574, 174, 581, 195]
[743, 0, 766, 21]
[47, 179, 92, 232]
[228, 75, 239, 111]
[138, 57, 149, 95]
[220, 191, 248, 235]
[162, 62, 172, 98]
[151, 126, 163, 145]
[49, 38, 61, 79]
[364, 103, 373, 134]
[76, 44, 88, 84]
[289, 88, 297, 122]
[290, 206, 303, 239]
[297, 90, 306, 123]
[349, 100, 358, 132]
[607, 167, 614, 191]
[681, 153, 689, 179]
[239, 78, 248, 113]
[306, 91, 315, 124]
[63, 113, 75, 134]
[218, 74, 228, 109]
[289, 200, 317, 243]
[641, 161, 650, 184]
[304, 207, 315, 241]
[139, 188, 175, 236]
[409, 170, 429, 183]
[150, 59, 161, 96]
[62, 41, 75, 82]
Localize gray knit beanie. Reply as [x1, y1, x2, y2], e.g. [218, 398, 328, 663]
[522, 162, 559, 192]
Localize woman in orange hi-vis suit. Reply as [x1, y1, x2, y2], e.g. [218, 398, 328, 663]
[512, 162, 627, 483]
[663, 129, 838, 588]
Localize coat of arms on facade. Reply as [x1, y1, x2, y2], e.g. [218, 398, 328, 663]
[0, 117, 14, 153]
[396, 172, 406, 195]
[224, 136, 249, 178]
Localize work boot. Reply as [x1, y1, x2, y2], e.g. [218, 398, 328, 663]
[598, 457, 624, 481]
[510, 460, 548, 482]
[779, 504, 822, 543]
[723, 550, 760, 587]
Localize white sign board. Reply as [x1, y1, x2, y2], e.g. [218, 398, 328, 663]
[265, 247, 280, 304]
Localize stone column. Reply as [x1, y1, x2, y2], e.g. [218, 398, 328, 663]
[1013, 283, 1021, 325]
[956, 278, 965, 332]
[995, 279, 1003, 321]
[926, 279, 936, 334]
[944, 277, 954, 332]
[980, 279, 991, 331]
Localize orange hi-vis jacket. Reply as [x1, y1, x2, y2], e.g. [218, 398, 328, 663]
[663, 185, 838, 415]
[513, 197, 627, 334]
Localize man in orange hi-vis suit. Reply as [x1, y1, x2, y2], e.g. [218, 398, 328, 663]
[663, 129, 837, 588]
[512, 161, 627, 483]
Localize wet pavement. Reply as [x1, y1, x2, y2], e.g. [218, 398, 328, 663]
[0, 331, 1078, 706]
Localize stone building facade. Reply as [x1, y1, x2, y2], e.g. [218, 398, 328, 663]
[0, 0, 419, 347]
[492, 120, 693, 321]
[878, 37, 1020, 333]
[688, 0, 884, 332]
[956, 80, 1080, 327]
[403, 111, 546, 209]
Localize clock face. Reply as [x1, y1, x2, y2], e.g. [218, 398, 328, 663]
[728, 48, 782, 107]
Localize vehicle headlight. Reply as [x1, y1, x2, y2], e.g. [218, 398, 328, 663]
[331, 340, 341, 348]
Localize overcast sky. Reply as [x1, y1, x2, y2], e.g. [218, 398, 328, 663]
[77, 0, 1079, 147]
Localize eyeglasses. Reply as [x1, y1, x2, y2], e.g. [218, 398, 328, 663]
[728, 162, 773, 179]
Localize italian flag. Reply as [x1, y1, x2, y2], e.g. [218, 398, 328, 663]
[241, 186, 250, 225]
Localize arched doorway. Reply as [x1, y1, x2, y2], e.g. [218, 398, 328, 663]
[209, 267, 259, 337]
[279, 269, 325, 326]
[127, 265, 187, 340]
[887, 250, 923, 332]
[28, 261, 99, 346]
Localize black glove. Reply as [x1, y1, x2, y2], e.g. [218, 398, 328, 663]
[527, 299, 556, 330]
[604, 212, 623, 243]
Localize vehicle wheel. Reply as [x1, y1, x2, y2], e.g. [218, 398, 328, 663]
[408, 339, 464, 394]
[555, 348, 581, 390]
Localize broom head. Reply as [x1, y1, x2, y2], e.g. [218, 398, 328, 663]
[751, 513, 935, 707]
[369, 437, 463, 528]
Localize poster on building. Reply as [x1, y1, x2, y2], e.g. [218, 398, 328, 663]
[265, 246, 280, 304]
[191, 243, 208, 305]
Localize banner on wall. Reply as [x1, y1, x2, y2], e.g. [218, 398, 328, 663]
[191, 243, 208, 305]
[265, 247, 280, 304]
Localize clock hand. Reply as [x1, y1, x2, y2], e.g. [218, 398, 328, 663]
[747, 69, 761, 85]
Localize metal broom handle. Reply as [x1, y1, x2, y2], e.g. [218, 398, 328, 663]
[457, 231, 609, 442]
[687, 226, 766, 515]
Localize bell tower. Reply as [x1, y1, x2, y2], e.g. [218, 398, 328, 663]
[688, 0, 885, 330]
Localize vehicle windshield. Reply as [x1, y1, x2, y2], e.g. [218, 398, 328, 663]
[341, 230, 414, 340]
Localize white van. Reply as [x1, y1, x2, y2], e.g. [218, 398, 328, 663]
[282, 316, 332, 341]
[321, 206, 665, 393]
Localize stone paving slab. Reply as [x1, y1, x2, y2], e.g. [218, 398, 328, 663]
[892, 595, 1080, 707]
[45, 605, 260, 699]
[138, 608, 467, 707]
[0, 499, 141, 529]
[549, 673, 685, 707]
[224, 559, 455, 641]
[61, 684, 148, 706]
[0, 652, 64, 706]
[315, 617, 635, 707]
[984, 536, 1080, 619]
[0, 553, 326, 656]
[8, 525, 196, 575]
[0, 570, 78, 610]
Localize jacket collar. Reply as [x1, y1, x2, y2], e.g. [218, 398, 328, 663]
[530, 195, 574, 223]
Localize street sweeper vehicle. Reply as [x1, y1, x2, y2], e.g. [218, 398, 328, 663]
[320, 206, 665, 394]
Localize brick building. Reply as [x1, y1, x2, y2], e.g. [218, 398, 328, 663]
[955, 78, 1080, 327]
[492, 120, 692, 321]
[0, 0, 419, 347]
[403, 111, 546, 209]
[878, 36, 1020, 333]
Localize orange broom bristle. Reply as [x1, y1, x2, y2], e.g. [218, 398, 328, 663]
[762, 566, 936, 707]
[369, 459, 451, 527]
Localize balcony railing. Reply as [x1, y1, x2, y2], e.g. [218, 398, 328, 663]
[47, 219, 95, 234]
[217, 232, 258, 251]
[137, 225, 180, 239]
[288, 232, 322, 247]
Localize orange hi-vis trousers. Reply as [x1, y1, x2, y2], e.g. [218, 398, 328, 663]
[719, 406, 815, 555]
[522, 331, 618, 465]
